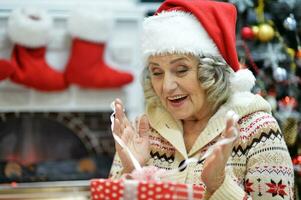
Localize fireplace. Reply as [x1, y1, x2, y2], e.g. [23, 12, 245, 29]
[0, 112, 115, 183]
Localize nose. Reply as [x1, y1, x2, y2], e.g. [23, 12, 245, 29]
[163, 74, 177, 93]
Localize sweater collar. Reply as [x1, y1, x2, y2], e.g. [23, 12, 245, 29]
[146, 103, 188, 158]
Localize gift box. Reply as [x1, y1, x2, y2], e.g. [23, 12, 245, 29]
[90, 179, 205, 200]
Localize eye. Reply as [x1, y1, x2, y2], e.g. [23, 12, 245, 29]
[176, 66, 189, 75]
[150, 68, 163, 77]
[152, 72, 163, 76]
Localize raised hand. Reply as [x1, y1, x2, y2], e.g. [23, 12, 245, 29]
[201, 111, 239, 194]
[112, 98, 151, 173]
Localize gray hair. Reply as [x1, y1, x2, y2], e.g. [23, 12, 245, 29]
[197, 57, 232, 111]
[142, 56, 233, 112]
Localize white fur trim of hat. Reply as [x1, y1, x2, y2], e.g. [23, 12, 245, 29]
[142, 11, 223, 61]
[68, 9, 113, 43]
[7, 7, 53, 48]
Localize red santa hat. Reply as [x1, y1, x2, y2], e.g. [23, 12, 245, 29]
[142, 0, 240, 72]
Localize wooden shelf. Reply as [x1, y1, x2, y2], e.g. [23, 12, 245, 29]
[0, 180, 90, 200]
[0, 81, 129, 112]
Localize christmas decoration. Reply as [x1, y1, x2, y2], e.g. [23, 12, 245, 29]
[257, 23, 275, 42]
[0, 60, 15, 81]
[251, 25, 259, 38]
[286, 47, 295, 59]
[292, 155, 301, 176]
[296, 49, 301, 58]
[7, 7, 68, 91]
[249, 43, 287, 71]
[278, 96, 298, 110]
[241, 26, 255, 40]
[65, 9, 134, 89]
[241, 41, 260, 74]
[273, 66, 287, 81]
[283, 14, 297, 31]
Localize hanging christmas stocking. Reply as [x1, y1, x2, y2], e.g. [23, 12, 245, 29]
[65, 10, 134, 88]
[0, 60, 15, 81]
[7, 7, 68, 91]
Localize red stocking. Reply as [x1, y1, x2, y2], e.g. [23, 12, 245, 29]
[0, 60, 15, 81]
[65, 10, 133, 88]
[7, 7, 68, 91]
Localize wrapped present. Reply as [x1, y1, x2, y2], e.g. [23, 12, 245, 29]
[90, 178, 205, 200]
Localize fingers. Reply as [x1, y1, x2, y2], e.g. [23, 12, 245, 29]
[114, 98, 131, 130]
[216, 111, 240, 163]
[114, 98, 124, 122]
[136, 115, 150, 138]
[202, 111, 240, 193]
[223, 110, 239, 139]
[113, 99, 132, 147]
[202, 146, 225, 193]
[122, 126, 133, 144]
[209, 147, 226, 177]
[113, 118, 122, 137]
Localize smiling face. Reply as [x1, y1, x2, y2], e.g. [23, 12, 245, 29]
[148, 53, 211, 121]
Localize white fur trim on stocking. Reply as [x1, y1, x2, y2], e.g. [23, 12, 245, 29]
[7, 7, 52, 48]
[142, 11, 222, 61]
[230, 69, 256, 92]
[68, 9, 112, 43]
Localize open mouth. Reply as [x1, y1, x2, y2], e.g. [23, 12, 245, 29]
[168, 95, 188, 104]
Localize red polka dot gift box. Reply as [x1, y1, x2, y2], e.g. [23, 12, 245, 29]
[90, 179, 205, 200]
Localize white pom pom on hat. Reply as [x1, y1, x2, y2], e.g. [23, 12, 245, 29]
[230, 69, 256, 92]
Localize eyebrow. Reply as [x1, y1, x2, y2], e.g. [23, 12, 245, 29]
[170, 57, 189, 64]
[148, 57, 190, 67]
[148, 62, 160, 67]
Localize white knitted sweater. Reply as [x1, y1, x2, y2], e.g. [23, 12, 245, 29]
[110, 90, 295, 200]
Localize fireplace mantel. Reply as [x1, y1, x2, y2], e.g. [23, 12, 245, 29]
[0, 180, 90, 200]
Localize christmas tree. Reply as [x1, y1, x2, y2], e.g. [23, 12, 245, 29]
[227, 0, 301, 198]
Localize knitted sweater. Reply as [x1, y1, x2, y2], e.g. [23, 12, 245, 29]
[109, 91, 295, 200]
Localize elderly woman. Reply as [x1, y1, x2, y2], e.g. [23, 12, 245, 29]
[110, 0, 294, 199]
